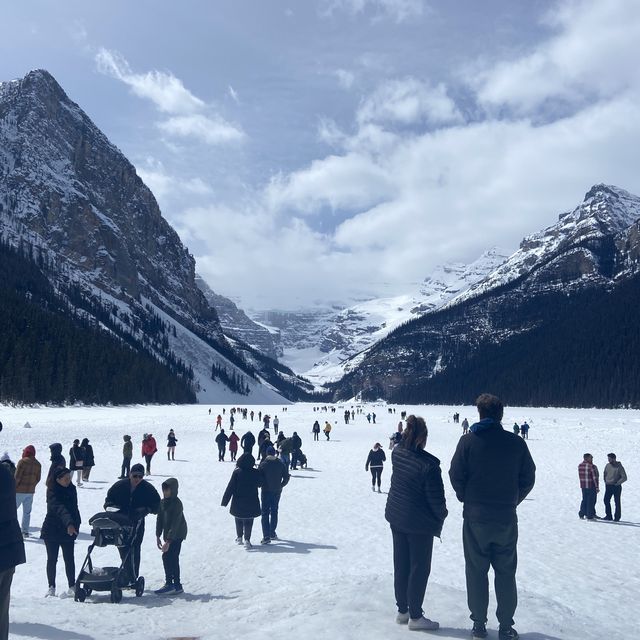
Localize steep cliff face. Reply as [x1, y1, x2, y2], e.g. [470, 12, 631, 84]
[0, 69, 305, 403]
[333, 185, 640, 406]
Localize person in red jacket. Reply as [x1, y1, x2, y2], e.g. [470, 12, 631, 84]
[142, 434, 158, 476]
[229, 432, 240, 461]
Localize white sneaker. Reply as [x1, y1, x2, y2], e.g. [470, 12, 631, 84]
[235, 536, 243, 544]
[59, 587, 75, 599]
[408, 616, 439, 631]
[45, 587, 56, 597]
[244, 540, 252, 549]
[396, 612, 410, 624]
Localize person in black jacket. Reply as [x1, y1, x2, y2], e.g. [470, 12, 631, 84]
[385, 415, 447, 632]
[0, 461, 26, 639]
[312, 420, 321, 441]
[221, 453, 261, 548]
[45, 443, 66, 495]
[240, 431, 256, 455]
[167, 429, 178, 461]
[449, 394, 536, 640]
[41, 468, 81, 598]
[290, 431, 302, 470]
[69, 439, 84, 487]
[104, 464, 161, 580]
[216, 430, 229, 461]
[80, 438, 94, 482]
[365, 443, 386, 492]
[258, 446, 289, 543]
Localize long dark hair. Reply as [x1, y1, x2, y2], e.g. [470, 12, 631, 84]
[401, 415, 428, 451]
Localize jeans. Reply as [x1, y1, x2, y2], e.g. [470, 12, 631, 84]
[82, 467, 92, 481]
[261, 490, 281, 538]
[313, 432, 319, 441]
[15, 493, 34, 533]
[325, 431, 330, 440]
[604, 485, 622, 520]
[121, 457, 131, 478]
[462, 518, 518, 628]
[291, 450, 299, 469]
[235, 518, 254, 541]
[280, 453, 290, 469]
[370, 468, 382, 487]
[44, 539, 76, 589]
[218, 447, 226, 461]
[391, 528, 434, 619]
[580, 487, 597, 519]
[0, 567, 14, 640]
[162, 539, 183, 584]
[144, 454, 154, 474]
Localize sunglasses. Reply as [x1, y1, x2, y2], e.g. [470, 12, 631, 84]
[131, 474, 144, 479]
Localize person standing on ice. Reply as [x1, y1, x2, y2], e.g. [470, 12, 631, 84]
[258, 446, 289, 544]
[216, 429, 229, 461]
[365, 443, 386, 492]
[0, 458, 26, 638]
[80, 438, 94, 482]
[69, 439, 84, 486]
[141, 433, 158, 476]
[385, 415, 447, 631]
[578, 453, 599, 520]
[229, 431, 240, 461]
[603, 453, 627, 521]
[462, 418, 469, 435]
[14, 445, 41, 537]
[241, 430, 256, 455]
[120, 435, 133, 479]
[312, 420, 321, 441]
[167, 429, 177, 461]
[273, 415, 279, 434]
[221, 453, 262, 549]
[449, 394, 536, 640]
[46, 443, 65, 494]
[215, 415, 222, 430]
[520, 422, 529, 439]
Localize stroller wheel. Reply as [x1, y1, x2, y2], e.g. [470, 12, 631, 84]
[74, 586, 86, 602]
[135, 576, 145, 597]
[85, 587, 92, 597]
[110, 587, 123, 603]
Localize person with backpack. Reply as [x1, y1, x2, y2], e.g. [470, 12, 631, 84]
[167, 430, 178, 461]
[69, 440, 84, 487]
[14, 446, 41, 537]
[120, 435, 133, 479]
[80, 438, 94, 482]
[221, 453, 262, 549]
[366, 443, 386, 493]
[142, 434, 158, 476]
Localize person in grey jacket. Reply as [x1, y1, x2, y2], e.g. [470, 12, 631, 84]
[385, 415, 447, 632]
[603, 453, 627, 522]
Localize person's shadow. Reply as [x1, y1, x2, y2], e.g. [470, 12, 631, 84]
[598, 519, 640, 528]
[10, 622, 94, 639]
[251, 539, 337, 554]
[437, 629, 564, 640]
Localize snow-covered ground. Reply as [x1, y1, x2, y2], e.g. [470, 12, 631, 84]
[1, 403, 638, 640]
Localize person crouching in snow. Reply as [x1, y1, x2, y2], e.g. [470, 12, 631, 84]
[154, 478, 187, 595]
[221, 453, 261, 549]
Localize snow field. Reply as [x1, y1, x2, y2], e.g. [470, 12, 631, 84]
[1, 403, 638, 640]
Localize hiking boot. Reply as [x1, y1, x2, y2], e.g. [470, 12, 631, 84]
[395, 611, 410, 624]
[244, 540, 253, 549]
[235, 536, 243, 544]
[173, 583, 183, 594]
[154, 583, 175, 595]
[261, 537, 271, 544]
[270, 533, 278, 540]
[377, 487, 382, 493]
[498, 627, 519, 640]
[45, 586, 56, 597]
[371, 486, 376, 492]
[59, 587, 75, 599]
[408, 616, 439, 631]
[472, 622, 488, 638]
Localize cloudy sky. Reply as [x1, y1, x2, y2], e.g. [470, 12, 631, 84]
[2, 0, 640, 309]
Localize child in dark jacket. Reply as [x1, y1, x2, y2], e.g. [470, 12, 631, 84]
[154, 477, 187, 595]
[221, 453, 261, 549]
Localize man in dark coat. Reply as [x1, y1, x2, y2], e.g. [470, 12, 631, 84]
[0, 463, 26, 640]
[104, 464, 161, 580]
[449, 394, 536, 640]
[290, 431, 302, 470]
[216, 430, 229, 461]
[240, 431, 256, 455]
[258, 446, 289, 543]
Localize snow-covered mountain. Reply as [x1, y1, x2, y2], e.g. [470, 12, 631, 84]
[333, 184, 640, 406]
[254, 249, 507, 384]
[0, 69, 312, 403]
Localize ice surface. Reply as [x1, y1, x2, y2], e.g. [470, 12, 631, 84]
[2, 402, 638, 639]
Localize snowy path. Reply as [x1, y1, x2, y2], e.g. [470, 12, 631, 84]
[1, 403, 638, 640]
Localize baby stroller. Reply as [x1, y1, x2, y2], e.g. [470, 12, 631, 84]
[74, 510, 145, 603]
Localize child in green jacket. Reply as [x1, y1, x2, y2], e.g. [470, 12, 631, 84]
[154, 477, 187, 595]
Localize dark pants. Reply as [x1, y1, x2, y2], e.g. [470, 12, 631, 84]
[242, 446, 254, 455]
[325, 431, 330, 440]
[0, 567, 14, 640]
[604, 485, 622, 521]
[118, 519, 144, 580]
[235, 518, 254, 541]
[144, 454, 153, 475]
[121, 457, 131, 478]
[291, 450, 300, 469]
[391, 528, 434, 619]
[261, 490, 281, 538]
[45, 539, 76, 589]
[313, 432, 319, 441]
[82, 467, 92, 481]
[218, 447, 226, 461]
[580, 487, 597, 519]
[462, 519, 518, 628]
[162, 539, 183, 585]
[230, 449, 237, 461]
[370, 468, 382, 487]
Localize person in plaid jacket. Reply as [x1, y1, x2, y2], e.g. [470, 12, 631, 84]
[578, 453, 599, 520]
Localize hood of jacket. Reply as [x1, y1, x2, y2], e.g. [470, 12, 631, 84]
[22, 445, 36, 458]
[236, 453, 255, 470]
[49, 443, 62, 458]
[162, 477, 179, 497]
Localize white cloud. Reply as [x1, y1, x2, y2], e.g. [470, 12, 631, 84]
[320, 0, 425, 23]
[136, 159, 213, 204]
[357, 77, 462, 126]
[96, 48, 204, 114]
[228, 85, 240, 103]
[334, 68, 355, 89]
[157, 114, 244, 145]
[475, 0, 640, 113]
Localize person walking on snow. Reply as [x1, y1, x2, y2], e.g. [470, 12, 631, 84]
[520, 422, 529, 439]
[258, 446, 289, 544]
[366, 443, 386, 492]
[216, 430, 229, 461]
[120, 435, 132, 479]
[154, 478, 187, 595]
[241, 431, 256, 455]
[578, 453, 599, 520]
[167, 430, 177, 461]
[215, 415, 222, 430]
[323, 422, 332, 440]
[141, 434, 158, 476]
[221, 453, 262, 549]
[14, 446, 41, 537]
[80, 439, 95, 482]
[312, 420, 321, 441]
[603, 453, 626, 522]
[229, 431, 240, 461]
[449, 394, 536, 640]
